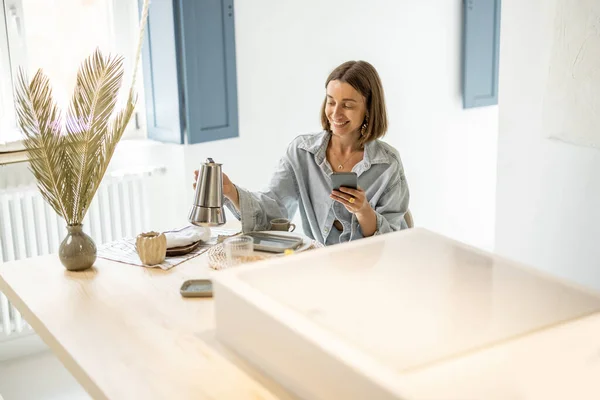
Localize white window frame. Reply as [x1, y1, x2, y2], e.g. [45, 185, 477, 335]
[0, 0, 23, 150]
[0, 0, 146, 154]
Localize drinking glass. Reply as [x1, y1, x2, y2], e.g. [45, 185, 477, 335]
[223, 235, 254, 266]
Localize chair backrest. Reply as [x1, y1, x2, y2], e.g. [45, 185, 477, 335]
[404, 209, 414, 228]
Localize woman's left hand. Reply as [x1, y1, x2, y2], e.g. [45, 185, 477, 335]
[330, 187, 371, 215]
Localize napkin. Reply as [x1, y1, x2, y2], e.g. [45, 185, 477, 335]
[164, 225, 211, 249]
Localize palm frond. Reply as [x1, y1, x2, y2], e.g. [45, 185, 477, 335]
[14, 68, 73, 223]
[65, 49, 125, 223]
[14, 0, 149, 227]
[85, 91, 137, 211]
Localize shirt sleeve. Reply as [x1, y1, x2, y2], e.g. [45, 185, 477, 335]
[351, 167, 410, 240]
[224, 156, 299, 233]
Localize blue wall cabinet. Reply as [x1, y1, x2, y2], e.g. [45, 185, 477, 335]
[141, 0, 239, 144]
[462, 0, 501, 109]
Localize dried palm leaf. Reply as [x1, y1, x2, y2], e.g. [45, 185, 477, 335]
[15, 53, 135, 226]
[14, 0, 150, 227]
[87, 90, 137, 208]
[65, 50, 126, 223]
[15, 69, 74, 224]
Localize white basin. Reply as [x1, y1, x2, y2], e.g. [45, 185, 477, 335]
[213, 228, 600, 399]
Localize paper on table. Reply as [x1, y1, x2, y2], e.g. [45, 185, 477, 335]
[98, 227, 239, 270]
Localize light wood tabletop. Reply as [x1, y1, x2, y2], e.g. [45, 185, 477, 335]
[0, 232, 295, 400]
[3, 224, 600, 400]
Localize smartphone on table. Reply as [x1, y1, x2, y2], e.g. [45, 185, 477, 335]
[331, 172, 358, 190]
[180, 279, 213, 298]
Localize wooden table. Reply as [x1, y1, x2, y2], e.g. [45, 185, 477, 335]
[0, 238, 294, 400]
[2, 225, 600, 400]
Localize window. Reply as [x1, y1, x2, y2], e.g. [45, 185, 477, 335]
[0, 0, 147, 147]
[0, 1, 19, 145]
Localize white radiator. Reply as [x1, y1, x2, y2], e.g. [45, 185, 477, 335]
[0, 166, 166, 339]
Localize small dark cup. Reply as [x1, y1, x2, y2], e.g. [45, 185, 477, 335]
[269, 218, 296, 232]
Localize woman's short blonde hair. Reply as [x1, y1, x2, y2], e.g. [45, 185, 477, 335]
[320, 61, 388, 145]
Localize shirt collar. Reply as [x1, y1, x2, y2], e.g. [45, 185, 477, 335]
[299, 131, 392, 168]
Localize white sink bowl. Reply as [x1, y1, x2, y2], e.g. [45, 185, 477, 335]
[213, 228, 600, 399]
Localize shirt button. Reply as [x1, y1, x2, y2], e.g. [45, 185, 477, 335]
[324, 227, 329, 234]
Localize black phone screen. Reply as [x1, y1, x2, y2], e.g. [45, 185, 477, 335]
[331, 172, 358, 190]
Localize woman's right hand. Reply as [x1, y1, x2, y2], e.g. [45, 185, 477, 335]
[193, 170, 236, 199]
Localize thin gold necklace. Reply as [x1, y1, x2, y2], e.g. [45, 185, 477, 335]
[334, 151, 358, 170]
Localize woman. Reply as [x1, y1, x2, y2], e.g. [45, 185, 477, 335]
[194, 60, 410, 245]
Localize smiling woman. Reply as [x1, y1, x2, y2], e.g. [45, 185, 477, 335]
[322, 61, 388, 150]
[193, 60, 411, 246]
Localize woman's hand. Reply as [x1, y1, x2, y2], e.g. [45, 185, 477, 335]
[192, 170, 236, 200]
[331, 186, 378, 236]
[330, 187, 371, 216]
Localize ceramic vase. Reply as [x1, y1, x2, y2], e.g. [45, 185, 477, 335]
[58, 224, 97, 271]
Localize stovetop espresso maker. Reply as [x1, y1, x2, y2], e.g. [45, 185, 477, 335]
[189, 158, 226, 226]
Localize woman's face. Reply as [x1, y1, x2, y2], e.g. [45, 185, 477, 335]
[325, 80, 366, 139]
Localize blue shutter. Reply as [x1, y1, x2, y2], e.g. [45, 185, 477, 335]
[140, 0, 239, 143]
[177, 0, 239, 143]
[140, 0, 185, 143]
[462, 0, 501, 109]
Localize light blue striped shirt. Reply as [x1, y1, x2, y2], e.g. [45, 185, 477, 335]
[226, 131, 410, 245]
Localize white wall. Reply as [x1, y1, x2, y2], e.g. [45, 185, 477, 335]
[181, 0, 499, 250]
[109, 140, 188, 231]
[2, 1, 499, 250]
[496, 0, 600, 291]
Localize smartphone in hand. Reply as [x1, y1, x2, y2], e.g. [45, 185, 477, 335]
[331, 172, 358, 190]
